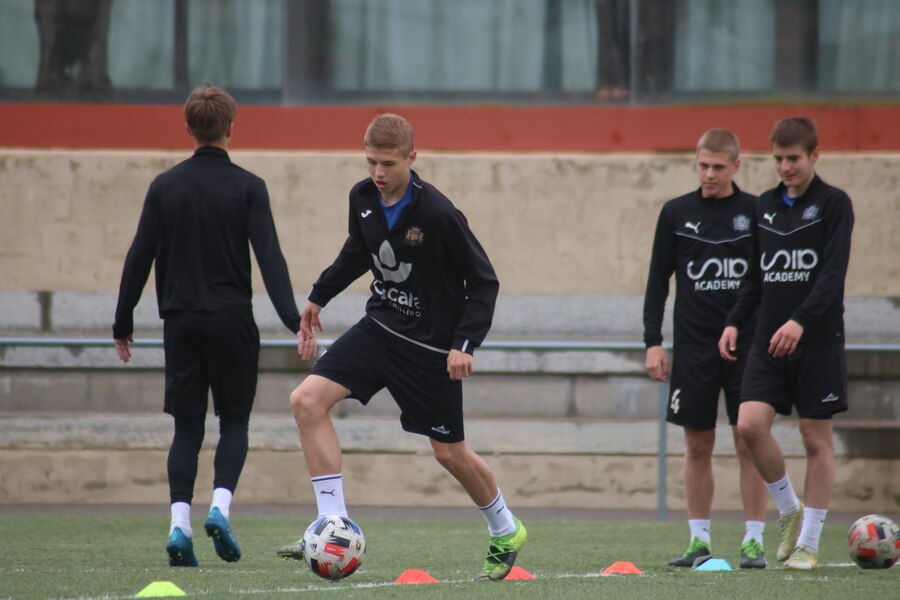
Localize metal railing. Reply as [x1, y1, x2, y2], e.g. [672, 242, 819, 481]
[2, 336, 897, 521]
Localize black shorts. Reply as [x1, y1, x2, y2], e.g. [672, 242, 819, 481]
[163, 311, 260, 417]
[667, 344, 748, 430]
[740, 342, 848, 418]
[311, 317, 464, 443]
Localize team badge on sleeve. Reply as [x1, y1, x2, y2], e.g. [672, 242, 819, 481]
[404, 226, 425, 246]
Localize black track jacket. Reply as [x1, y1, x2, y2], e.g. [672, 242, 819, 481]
[726, 175, 854, 344]
[643, 185, 757, 349]
[113, 146, 300, 338]
[308, 173, 499, 354]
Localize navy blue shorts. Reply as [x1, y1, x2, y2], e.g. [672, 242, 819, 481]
[740, 342, 848, 419]
[667, 343, 748, 430]
[311, 317, 464, 443]
[163, 311, 259, 417]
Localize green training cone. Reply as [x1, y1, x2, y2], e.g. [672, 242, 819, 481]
[136, 580, 186, 597]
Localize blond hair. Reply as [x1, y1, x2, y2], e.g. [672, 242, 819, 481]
[364, 113, 415, 154]
[697, 129, 740, 161]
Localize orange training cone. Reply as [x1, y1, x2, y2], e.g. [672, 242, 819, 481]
[600, 561, 643, 575]
[505, 566, 536, 580]
[395, 569, 439, 584]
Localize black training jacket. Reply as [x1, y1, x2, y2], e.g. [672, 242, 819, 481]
[309, 173, 499, 354]
[726, 175, 854, 344]
[643, 185, 757, 349]
[113, 146, 300, 338]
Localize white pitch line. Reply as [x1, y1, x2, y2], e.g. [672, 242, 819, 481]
[74, 562, 864, 600]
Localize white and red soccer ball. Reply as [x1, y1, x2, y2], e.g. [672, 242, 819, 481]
[847, 514, 900, 569]
[301, 515, 366, 580]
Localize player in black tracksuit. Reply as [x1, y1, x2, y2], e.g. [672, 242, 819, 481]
[306, 177, 498, 355]
[278, 114, 527, 581]
[720, 117, 854, 570]
[643, 129, 767, 569]
[113, 85, 300, 568]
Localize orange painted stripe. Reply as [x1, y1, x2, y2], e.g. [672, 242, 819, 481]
[1, 103, 897, 152]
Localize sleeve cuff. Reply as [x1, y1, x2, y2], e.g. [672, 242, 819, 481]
[307, 288, 330, 308]
[452, 337, 476, 355]
[643, 336, 663, 349]
[112, 323, 132, 340]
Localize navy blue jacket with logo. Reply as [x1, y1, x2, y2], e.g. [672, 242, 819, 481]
[308, 172, 499, 354]
[643, 184, 757, 349]
[726, 175, 854, 344]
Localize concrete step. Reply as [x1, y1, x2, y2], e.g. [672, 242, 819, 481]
[3, 366, 899, 422]
[2, 414, 897, 512]
[4, 291, 900, 343]
[2, 413, 896, 459]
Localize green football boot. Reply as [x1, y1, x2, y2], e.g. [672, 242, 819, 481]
[668, 537, 712, 567]
[475, 517, 528, 581]
[739, 538, 767, 569]
[276, 538, 305, 561]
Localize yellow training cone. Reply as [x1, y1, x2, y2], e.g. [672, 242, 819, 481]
[136, 581, 186, 597]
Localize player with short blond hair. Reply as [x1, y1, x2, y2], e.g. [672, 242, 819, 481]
[644, 128, 768, 569]
[277, 113, 527, 581]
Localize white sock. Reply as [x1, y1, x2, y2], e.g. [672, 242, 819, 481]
[765, 474, 801, 515]
[797, 507, 827, 552]
[211, 487, 233, 518]
[743, 520, 765, 545]
[689, 519, 711, 545]
[312, 473, 348, 517]
[478, 490, 516, 537]
[170, 502, 192, 536]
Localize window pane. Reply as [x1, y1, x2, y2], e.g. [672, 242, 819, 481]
[328, 0, 547, 93]
[819, 0, 900, 92]
[189, 0, 282, 89]
[561, 0, 600, 92]
[0, 0, 39, 88]
[673, 0, 775, 92]
[108, 0, 174, 89]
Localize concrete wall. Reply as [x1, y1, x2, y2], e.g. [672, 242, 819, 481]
[2, 415, 898, 512]
[2, 150, 898, 296]
[2, 149, 899, 512]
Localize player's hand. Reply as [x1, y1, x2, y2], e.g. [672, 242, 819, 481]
[645, 345, 669, 382]
[299, 301, 323, 360]
[769, 319, 804, 358]
[718, 326, 739, 362]
[447, 349, 474, 381]
[114, 336, 133, 364]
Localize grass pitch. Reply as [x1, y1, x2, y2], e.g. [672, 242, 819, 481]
[0, 511, 896, 599]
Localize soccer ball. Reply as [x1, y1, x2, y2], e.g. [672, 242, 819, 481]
[847, 514, 900, 569]
[301, 515, 366, 580]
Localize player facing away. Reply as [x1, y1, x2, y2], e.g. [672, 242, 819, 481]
[719, 117, 854, 570]
[643, 129, 769, 569]
[276, 113, 527, 580]
[113, 85, 302, 567]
